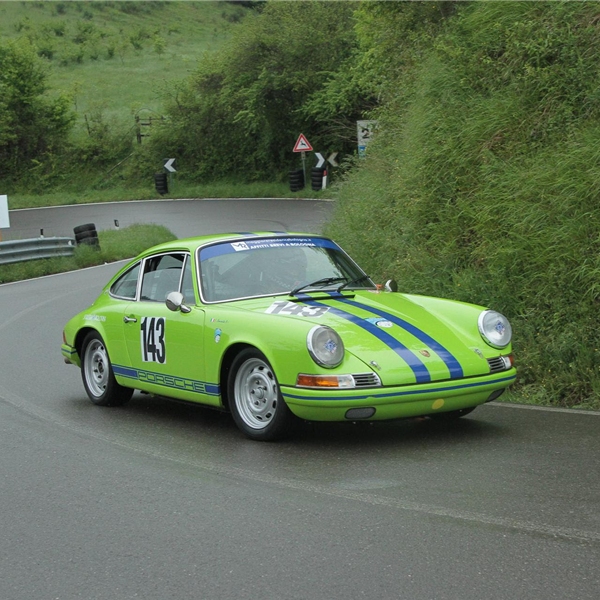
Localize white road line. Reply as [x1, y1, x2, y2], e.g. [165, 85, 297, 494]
[489, 401, 599, 416]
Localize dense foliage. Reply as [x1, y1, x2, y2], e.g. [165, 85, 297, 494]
[135, 0, 365, 181]
[326, 1, 600, 407]
[0, 39, 74, 184]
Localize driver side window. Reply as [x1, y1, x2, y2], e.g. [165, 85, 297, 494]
[140, 253, 185, 302]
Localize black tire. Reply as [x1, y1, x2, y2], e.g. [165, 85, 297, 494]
[80, 331, 133, 406]
[228, 348, 295, 441]
[73, 223, 97, 235]
[429, 407, 476, 421]
[75, 230, 99, 244]
[75, 231, 100, 249]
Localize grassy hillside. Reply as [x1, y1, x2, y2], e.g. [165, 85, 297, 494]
[0, 1, 245, 137]
[326, 1, 600, 409]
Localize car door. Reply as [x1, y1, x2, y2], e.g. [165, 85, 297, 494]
[121, 252, 215, 405]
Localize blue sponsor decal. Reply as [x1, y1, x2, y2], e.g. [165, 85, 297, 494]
[200, 236, 340, 261]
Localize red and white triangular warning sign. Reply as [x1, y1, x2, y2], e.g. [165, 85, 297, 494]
[293, 133, 313, 153]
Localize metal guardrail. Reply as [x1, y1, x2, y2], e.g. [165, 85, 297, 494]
[0, 237, 76, 265]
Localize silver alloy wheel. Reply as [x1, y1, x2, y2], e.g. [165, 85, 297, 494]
[233, 357, 278, 430]
[84, 339, 109, 399]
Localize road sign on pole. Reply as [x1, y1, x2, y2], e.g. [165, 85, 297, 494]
[357, 120, 378, 157]
[314, 152, 325, 169]
[164, 158, 176, 173]
[293, 134, 313, 153]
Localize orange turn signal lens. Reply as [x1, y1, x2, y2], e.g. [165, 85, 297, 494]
[296, 374, 355, 389]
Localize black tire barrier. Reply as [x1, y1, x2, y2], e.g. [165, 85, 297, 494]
[154, 172, 169, 195]
[73, 223, 96, 235]
[289, 168, 304, 192]
[311, 167, 325, 191]
[74, 223, 100, 249]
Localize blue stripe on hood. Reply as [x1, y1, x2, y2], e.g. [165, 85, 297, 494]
[336, 297, 464, 379]
[296, 295, 431, 384]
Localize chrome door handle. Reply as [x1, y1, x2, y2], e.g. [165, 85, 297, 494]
[123, 316, 137, 324]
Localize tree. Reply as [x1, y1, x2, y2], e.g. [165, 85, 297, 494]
[148, 0, 359, 181]
[0, 39, 74, 182]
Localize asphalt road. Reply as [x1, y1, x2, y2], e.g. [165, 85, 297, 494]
[3, 197, 334, 240]
[1, 199, 599, 600]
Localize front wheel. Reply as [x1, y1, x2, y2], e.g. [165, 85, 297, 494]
[81, 332, 133, 406]
[228, 349, 295, 441]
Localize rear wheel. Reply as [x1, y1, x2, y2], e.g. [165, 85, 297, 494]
[81, 332, 133, 406]
[228, 349, 295, 441]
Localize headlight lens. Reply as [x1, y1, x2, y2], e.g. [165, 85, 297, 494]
[307, 326, 344, 368]
[478, 310, 512, 349]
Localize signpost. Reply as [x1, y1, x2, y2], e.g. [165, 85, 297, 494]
[164, 158, 176, 193]
[357, 120, 378, 157]
[293, 134, 313, 186]
[0, 195, 9, 242]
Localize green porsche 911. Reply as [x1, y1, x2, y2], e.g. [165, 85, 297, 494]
[62, 233, 516, 440]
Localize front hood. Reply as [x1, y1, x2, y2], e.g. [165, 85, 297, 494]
[252, 291, 497, 386]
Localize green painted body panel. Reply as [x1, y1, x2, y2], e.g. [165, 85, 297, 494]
[62, 232, 516, 422]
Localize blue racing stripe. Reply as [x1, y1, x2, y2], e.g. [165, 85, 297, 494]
[336, 297, 464, 379]
[296, 295, 431, 384]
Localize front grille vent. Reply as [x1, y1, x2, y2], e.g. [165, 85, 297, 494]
[352, 372, 382, 387]
[487, 356, 509, 374]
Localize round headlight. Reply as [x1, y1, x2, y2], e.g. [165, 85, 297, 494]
[307, 326, 344, 368]
[478, 310, 512, 349]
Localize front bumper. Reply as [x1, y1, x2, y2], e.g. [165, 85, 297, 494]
[281, 368, 516, 421]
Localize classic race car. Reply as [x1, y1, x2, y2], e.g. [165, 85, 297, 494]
[62, 232, 516, 440]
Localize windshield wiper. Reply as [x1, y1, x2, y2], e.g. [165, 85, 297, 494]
[336, 274, 372, 292]
[290, 277, 348, 296]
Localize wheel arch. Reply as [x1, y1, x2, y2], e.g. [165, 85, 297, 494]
[75, 326, 100, 356]
[219, 342, 256, 412]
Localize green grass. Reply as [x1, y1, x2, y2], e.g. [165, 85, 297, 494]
[0, 223, 176, 284]
[6, 180, 327, 209]
[0, 1, 245, 137]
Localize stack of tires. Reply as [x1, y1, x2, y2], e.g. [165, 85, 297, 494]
[154, 172, 169, 196]
[311, 167, 326, 191]
[289, 169, 304, 192]
[74, 223, 100, 250]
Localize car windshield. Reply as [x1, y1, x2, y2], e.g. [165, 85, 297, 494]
[198, 236, 374, 302]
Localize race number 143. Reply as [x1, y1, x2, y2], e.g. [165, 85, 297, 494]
[141, 317, 166, 363]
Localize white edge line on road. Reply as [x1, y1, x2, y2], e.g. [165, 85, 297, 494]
[489, 401, 599, 416]
[9, 197, 335, 213]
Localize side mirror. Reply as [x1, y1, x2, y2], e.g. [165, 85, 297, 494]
[384, 279, 398, 293]
[166, 291, 191, 313]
